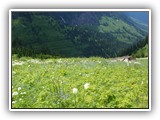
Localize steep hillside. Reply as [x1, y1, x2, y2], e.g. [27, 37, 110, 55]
[12, 12, 149, 58]
[132, 44, 148, 58]
[131, 35, 148, 58]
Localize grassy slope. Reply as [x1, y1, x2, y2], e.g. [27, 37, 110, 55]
[12, 56, 148, 108]
[98, 16, 144, 44]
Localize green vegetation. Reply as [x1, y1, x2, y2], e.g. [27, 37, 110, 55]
[132, 44, 148, 58]
[12, 56, 148, 108]
[12, 12, 148, 58]
[98, 16, 143, 43]
[132, 36, 148, 58]
[12, 14, 78, 58]
[11, 12, 149, 109]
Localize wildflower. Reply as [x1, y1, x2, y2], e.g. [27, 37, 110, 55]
[12, 91, 18, 96]
[20, 92, 26, 94]
[72, 88, 78, 94]
[84, 83, 90, 90]
[18, 87, 21, 91]
[12, 61, 25, 66]
[97, 61, 101, 64]
[19, 98, 22, 101]
[134, 61, 141, 65]
[12, 101, 17, 104]
[57, 59, 62, 63]
[29, 59, 42, 64]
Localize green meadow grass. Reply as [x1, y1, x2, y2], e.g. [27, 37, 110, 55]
[11, 56, 148, 108]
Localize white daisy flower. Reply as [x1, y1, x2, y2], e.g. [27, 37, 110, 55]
[72, 88, 78, 94]
[12, 101, 17, 104]
[20, 92, 26, 94]
[84, 83, 90, 90]
[18, 87, 21, 91]
[12, 91, 18, 96]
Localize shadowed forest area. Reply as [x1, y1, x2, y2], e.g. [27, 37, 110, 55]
[12, 12, 148, 59]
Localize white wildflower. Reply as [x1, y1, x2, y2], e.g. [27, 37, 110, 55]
[72, 88, 78, 94]
[134, 61, 141, 65]
[12, 101, 16, 104]
[19, 98, 22, 101]
[18, 87, 21, 91]
[110, 60, 116, 62]
[57, 59, 62, 63]
[28, 59, 42, 64]
[85, 74, 89, 77]
[12, 91, 18, 96]
[45, 60, 53, 63]
[20, 92, 26, 94]
[84, 83, 90, 90]
[12, 61, 25, 66]
[97, 61, 101, 63]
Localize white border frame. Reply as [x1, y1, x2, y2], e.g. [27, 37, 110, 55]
[9, 9, 151, 111]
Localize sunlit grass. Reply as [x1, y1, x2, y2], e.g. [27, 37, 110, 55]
[11, 56, 148, 108]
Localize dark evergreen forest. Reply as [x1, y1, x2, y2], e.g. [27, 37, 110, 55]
[12, 12, 149, 59]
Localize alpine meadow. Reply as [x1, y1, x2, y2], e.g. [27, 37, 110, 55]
[10, 10, 150, 110]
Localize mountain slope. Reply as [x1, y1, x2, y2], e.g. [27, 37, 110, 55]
[132, 44, 148, 58]
[12, 12, 149, 58]
[131, 36, 148, 58]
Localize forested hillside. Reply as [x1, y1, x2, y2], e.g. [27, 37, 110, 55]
[132, 36, 149, 58]
[12, 12, 149, 58]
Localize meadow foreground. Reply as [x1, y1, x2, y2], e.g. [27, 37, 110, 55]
[11, 56, 148, 109]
